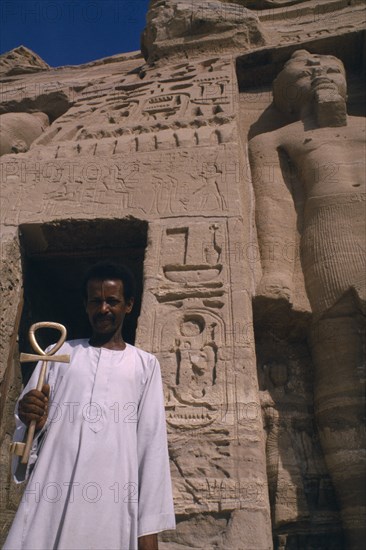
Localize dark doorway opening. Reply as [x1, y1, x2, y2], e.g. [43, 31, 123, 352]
[19, 218, 148, 384]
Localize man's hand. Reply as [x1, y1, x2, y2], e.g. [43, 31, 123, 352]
[18, 384, 50, 431]
[138, 533, 158, 550]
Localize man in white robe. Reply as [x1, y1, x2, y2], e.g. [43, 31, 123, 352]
[4, 262, 176, 550]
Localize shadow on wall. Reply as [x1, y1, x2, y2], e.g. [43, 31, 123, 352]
[253, 297, 344, 549]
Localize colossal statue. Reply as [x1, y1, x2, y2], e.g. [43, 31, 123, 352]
[249, 50, 365, 548]
[0, 111, 49, 156]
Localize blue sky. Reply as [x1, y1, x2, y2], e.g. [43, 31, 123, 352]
[0, 0, 151, 67]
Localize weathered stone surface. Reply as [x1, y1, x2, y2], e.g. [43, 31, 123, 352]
[0, 46, 50, 76]
[141, 0, 268, 63]
[0, 1, 365, 548]
[142, 0, 366, 65]
[231, 1, 309, 7]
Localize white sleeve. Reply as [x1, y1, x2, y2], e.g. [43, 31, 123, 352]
[12, 359, 50, 483]
[137, 357, 176, 538]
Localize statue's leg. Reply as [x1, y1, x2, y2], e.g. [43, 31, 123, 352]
[311, 313, 366, 549]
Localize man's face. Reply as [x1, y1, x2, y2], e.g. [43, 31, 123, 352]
[85, 278, 133, 337]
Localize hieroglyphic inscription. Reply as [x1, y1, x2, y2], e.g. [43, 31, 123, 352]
[143, 220, 260, 514]
[0, 147, 240, 224]
[30, 57, 237, 152]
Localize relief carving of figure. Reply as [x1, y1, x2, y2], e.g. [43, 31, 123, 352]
[260, 362, 310, 528]
[249, 50, 365, 548]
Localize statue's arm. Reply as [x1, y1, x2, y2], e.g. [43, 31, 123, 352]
[249, 132, 298, 301]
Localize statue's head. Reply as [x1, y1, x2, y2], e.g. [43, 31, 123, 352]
[273, 50, 347, 125]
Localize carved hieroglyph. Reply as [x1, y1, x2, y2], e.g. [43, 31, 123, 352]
[137, 221, 269, 524]
[0, 55, 240, 233]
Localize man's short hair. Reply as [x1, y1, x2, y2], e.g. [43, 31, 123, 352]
[83, 262, 136, 301]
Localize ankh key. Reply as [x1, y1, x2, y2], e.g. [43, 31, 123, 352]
[10, 322, 70, 464]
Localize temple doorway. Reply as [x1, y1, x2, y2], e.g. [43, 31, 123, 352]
[18, 218, 148, 383]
